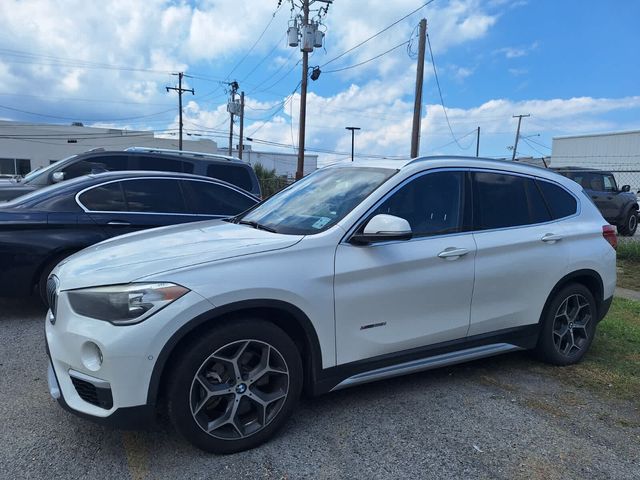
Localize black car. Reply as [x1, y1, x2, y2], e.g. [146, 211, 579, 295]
[0, 171, 258, 301]
[554, 167, 639, 236]
[0, 147, 261, 201]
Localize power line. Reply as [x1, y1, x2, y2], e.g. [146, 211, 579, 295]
[0, 104, 175, 122]
[320, 0, 437, 68]
[248, 80, 302, 137]
[425, 33, 466, 150]
[323, 40, 410, 74]
[521, 137, 547, 157]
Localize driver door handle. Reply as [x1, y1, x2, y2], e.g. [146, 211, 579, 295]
[438, 247, 470, 259]
[107, 221, 131, 226]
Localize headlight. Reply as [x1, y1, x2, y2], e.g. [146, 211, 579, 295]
[67, 283, 189, 325]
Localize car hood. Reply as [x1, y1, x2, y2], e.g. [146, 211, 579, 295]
[55, 220, 303, 291]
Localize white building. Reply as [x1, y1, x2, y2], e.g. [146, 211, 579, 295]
[551, 130, 640, 190]
[0, 121, 317, 178]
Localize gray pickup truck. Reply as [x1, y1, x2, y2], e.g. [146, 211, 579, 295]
[554, 167, 638, 236]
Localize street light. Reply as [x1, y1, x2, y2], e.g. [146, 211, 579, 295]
[345, 127, 361, 162]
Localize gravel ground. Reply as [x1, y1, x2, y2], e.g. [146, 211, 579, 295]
[1, 297, 639, 480]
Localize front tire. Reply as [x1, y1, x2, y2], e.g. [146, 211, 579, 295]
[618, 209, 638, 236]
[166, 319, 303, 454]
[536, 283, 597, 366]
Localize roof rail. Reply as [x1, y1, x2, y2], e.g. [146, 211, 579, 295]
[124, 146, 244, 163]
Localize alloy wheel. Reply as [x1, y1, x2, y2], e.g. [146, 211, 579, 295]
[189, 339, 290, 440]
[552, 294, 592, 357]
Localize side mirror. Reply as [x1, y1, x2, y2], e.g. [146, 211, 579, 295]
[350, 214, 412, 245]
[621, 185, 631, 192]
[51, 172, 65, 183]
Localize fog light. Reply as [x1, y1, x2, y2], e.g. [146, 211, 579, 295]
[81, 342, 103, 371]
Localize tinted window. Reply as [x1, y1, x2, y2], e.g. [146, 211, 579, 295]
[537, 180, 577, 219]
[206, 164, 253, 191]
[372, 171, 466, 237]
[136, 156, 193, 174]
[603, 174, 617, 192]
[473, 172, 551, 230]
[183, 181, 257, 216]
[63, 156, 128, 179]
[122, 179, 186, 213]
[79, 182, 127, 211]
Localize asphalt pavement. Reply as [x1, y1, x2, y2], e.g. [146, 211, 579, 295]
[1, 297, 639, 480]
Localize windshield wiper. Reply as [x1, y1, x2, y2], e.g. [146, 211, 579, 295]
[237, 219, 277, 233]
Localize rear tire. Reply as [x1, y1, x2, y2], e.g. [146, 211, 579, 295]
[166, 318, 302, 454]
[618, 209, 638, 236]
[536, 283, 597, 366]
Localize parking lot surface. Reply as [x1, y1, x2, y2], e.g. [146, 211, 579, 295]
[1, 298, 638, 480]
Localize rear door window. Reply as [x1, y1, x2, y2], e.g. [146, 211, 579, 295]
[472, 172, 551, 230]
[537, 180, 577, 219]
[121, 179, 186, 213]
[206, 164, 253, 191]
[135, 156, 193, 173]
[182, 180, 257, 216]
[79, 182, 127, 211]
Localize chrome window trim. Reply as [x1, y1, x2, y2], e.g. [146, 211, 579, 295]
[75, 176, 257, 215]
[340, 166, 581, 246]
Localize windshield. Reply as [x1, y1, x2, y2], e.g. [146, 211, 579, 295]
[238, 167, 397, 235]
[22, 155, 77, 184]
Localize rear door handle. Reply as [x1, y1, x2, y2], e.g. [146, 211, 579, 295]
[541, 233, 563, 243]
[438, 247, 470, 259]
[107, 221, 131, 226]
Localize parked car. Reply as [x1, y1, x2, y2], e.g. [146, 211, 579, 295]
[554, 166, 639, 236]
[46, 157, 616, 454]
[0, 147, 261, 201]
[0, 171, 258, 302]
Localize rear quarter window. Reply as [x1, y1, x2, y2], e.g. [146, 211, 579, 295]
[536, 180, 577, 219]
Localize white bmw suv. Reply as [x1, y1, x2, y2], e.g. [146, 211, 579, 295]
[45, 156, 616, 453]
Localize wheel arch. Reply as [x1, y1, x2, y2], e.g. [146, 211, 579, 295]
[147, 299, 324, 406]
[541, 269, 606, 323]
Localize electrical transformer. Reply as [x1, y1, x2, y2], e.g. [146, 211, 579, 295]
[287, 25, 299, 47]
[301, 25, 315, 52]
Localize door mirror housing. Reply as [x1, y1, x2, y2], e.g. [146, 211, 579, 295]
[51, 172, 65, 183]
[350, 214, 412, 245]
[621, 184, 631, 192]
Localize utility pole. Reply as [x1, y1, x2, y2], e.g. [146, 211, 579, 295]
[410, 18, 427, 158]
[227, 81, 239, 156]
[238, 91, 245, 160]
[296, 0, 310, 180]
[511, 114, 530, 161]
[476, 126, 480, 157]
[166, 72, 194, 150]
[345, 127, 361, 162]
[287, 0, 331, 179]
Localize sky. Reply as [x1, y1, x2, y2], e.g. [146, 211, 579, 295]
[0, 0, 638, 167]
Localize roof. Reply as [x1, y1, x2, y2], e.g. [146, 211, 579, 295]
[553, 129, 640, 141]
[325, 155, 572, 187]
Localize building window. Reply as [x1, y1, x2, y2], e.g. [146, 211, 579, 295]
[0, 158, 31, 175]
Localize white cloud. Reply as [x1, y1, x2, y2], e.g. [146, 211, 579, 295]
[495, 41, 539, 59]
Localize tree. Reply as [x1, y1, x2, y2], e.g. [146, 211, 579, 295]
[253, 162, 289, 198]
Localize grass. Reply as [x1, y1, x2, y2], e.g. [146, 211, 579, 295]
[551, 298, 640, 406]
[617, 258, 640, 291]
[617, 238, 640, 262]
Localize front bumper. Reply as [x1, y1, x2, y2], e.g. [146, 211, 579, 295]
[45, 289, 212, 426]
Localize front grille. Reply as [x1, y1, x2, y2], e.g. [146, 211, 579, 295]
[46, 275, 59, 317]
[70, 376, 113, 409]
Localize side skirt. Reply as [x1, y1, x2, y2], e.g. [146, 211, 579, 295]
[331, 343, 521, 391]
[311, 324, 539, 395]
